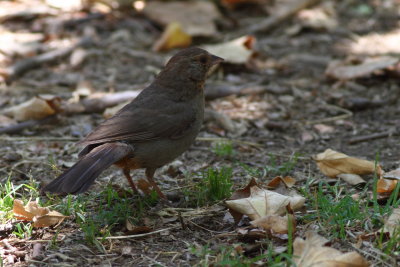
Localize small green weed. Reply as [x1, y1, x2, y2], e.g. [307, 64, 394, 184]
[239, 153, 299, 179]
[0, 179, 18, 222]
[301, 178, 400, 239]
[0, 178, 40, 224]
[184, 167, 233, 207]
[301, 181, 367, 239]
[48, 230, 60, 250]
[0, 178, 44, 239]
[55, 184, 159, 246]
[264, 154, 298, 176]
[213, 141, 235, 157]
[382, 228, 400, 255]
[12, 222, 33, 239]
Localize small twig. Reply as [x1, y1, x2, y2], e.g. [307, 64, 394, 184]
[348, 130, 399, 144]
[3, 37, 93, 82]
[26, 259, 46, 264]
[143, 255, 168, 267]
[164, 184, 196, 193]
[98, 226, 178, 240]
[0, 115, 58, 135]
[171, 252, 181, 263]
[338, 240, 393, 267]
[8, 235, 66, 244]
[63, 90, 141, 114]
[63, 12, 105, 28]
[2, 239, 16, 251]
[266, 152, 310, 161]
[187, 220, 226, 234]
[306, 104, 353, 125]
[2, 239, 26, 257]
[178, 212, 186, 230]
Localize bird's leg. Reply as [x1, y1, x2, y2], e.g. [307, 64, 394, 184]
[123, 168, 139, 194]
[145, 168, 167, 199]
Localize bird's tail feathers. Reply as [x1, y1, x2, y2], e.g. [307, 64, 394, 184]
[43, 142, 132, 194]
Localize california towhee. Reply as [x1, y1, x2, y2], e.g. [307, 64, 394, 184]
[43, 47, 223, 199]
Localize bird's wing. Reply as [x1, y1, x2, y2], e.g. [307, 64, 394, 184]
[79, 99, 197, 146]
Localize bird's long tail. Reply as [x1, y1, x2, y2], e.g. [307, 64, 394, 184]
[43, 143, 133, 194]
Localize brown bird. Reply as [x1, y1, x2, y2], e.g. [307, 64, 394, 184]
[43, 47, 223, 199]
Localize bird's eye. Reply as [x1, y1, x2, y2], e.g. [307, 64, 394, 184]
[199, 55, 208, 64]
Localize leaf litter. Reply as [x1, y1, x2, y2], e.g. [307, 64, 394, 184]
[13, 199, 68, 227]
[0, 0, 400, 266]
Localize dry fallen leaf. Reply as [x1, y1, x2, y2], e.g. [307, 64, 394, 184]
[251, 215, 292, 234]
[202, 35, 256, 64]
[236, 228, 268, 241]
[142, 1, 221, 37]
[313, 123, 334, 134]
[382, 208, 400, 236]
[267, 176, 296, 189]
[347, 29, 400, 55]
[325, 56, 399, 81]
[226, 180, 305, 221]
[337, 173, 366, 185]
[226, 178, 259, 222]
[315, 149, 382, 178]
[296, 2, 338, 31]
[294, 232, 369, 267]
[383, 167, 400, 180]
[152, 22, 192, 52]
[69, 47, 88, 68]
[13, 199, 67, 227]
[0, 31, 43, 57]
[377, 179, 397, 194]
[2, 95, 60, 121]
[126, 219, 152, 234]
[250, 205, 295, 234]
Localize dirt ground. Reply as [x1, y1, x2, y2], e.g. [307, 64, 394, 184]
[0, 0, 399, 266]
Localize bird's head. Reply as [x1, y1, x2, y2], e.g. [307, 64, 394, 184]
[161, 47, 224, 84]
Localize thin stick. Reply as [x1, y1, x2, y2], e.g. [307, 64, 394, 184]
[0, 115, 57, 135]
[187, 220, 226, 234]
[306, 104, 353, 125]
[98, 226, 177, 240]
[8, 235, 66, 243]
[348, 130, 398, 144]
[4, 37, 92, 82]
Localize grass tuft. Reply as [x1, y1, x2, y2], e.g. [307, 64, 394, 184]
[184, 167, 233, 206]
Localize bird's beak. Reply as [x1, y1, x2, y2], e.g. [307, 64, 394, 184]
[210, 55, 224, 65]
